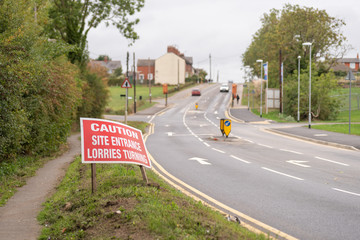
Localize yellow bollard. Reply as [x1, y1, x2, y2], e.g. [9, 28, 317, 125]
[195, 103, 198, 110]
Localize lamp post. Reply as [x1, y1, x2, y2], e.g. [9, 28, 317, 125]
[256, 59, 263, 117]
[297, 56, 301, 122]
[302, 42, 312, 129]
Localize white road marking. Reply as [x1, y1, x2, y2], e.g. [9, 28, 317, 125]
[212, 148, 225, 153]
[315, 157, 349, 166]
[314, 134, 328, 137]
[203, 142, 210, 147]
[243, 139, 254, 143]
[287, 160, 310, 168]
[166, 132, 174, 136]
[280, 149, 303, 155]
[333, 188, 360, 197]
[230, 155, 251, 164]
[262, 167, 304, 181]
[189, 157, 211, 165]
[258, 143, 273, 148]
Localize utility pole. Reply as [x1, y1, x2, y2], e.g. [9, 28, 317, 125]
[148, 57, 151, 103]
[125, 52, 129, 124]
[133, 52, 136, 113]
[209, 54, 212, 83]
[217, 70, 219, 83]
[279, 49, 283, 113]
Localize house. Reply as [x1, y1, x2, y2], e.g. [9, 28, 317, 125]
[336, 54, 360, 72]
[89, 57, 122, 74]
[137, 59, 155, 83]
[155, 52, 186, 85]
[167, 46, 194, 77]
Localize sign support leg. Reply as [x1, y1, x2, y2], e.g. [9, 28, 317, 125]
[139, 166, 149, 184]
[91, 163, 96, 194]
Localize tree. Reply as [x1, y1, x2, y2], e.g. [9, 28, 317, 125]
[283, 67, 340, 121]
[47, 0, 144, 66]
[96, 55, 112, 61]
[243, 4, 349, 87]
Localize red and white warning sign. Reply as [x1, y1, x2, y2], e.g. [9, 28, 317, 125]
[80, 118, 151, 168]
[121, 78, 132, 88]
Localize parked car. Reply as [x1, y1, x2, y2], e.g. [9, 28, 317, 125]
[191, 89, 201, 96]
[219, 83, 229, 92]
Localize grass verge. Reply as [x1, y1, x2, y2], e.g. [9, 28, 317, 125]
[311, 124, 360, 135]
[37, 156, 268, 240]
[0, 143, 69, 206]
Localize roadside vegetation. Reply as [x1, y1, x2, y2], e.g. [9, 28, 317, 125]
[241, 4, 360, 136]
[38, 155, 268, 240]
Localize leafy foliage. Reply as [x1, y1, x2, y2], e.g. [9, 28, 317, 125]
[283, 66, 340, 120]
[47, 0, 144, 66]
[0, 0, 82, 160]
[243, 4, 348, 87]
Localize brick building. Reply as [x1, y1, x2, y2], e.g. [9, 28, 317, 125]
[137, 59, 155, 83]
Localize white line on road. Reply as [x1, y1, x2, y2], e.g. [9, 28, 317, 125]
[230, 155, 251, 164]
[243, 139, 254, 143]
[203, 142, 210, 147]
[258, 143, 273, 148]
[315, 157, 349, 166]
[262, 167, 304, 181]
[280, 149, 303, 155]
[333, 188, 360, 197]
[212, 148, 225, 153]
[287, 160, 310, 168]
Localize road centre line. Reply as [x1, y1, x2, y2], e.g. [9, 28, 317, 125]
[262, 167, 304, 181]
[280, 149, 303, 155]
[203, 142, 210, 147]
[212, 148, 225, 154]
[333, 188, 360, 197]
[230, 155, 251, 164]
[315, 156, 349, 166]
[258, 143, 273, 148]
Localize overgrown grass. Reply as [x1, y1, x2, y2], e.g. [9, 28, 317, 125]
[38, 156, 268, 240]
[0, 121, 148, 207]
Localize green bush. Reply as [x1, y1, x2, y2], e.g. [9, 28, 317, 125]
[77, 72, 109, 119]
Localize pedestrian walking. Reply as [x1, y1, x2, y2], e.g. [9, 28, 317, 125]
[236, 94, 240, 104]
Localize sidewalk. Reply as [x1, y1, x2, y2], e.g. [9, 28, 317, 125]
[228, 107, 360, 151]
[0, 134, 81, 240]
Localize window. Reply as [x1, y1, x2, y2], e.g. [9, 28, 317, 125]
[350, 62, 356, 69]
[139, 74, 144, 80]
[148, 73, 153, 80]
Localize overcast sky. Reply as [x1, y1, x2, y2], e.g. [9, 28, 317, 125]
[87, 0, 360, 83]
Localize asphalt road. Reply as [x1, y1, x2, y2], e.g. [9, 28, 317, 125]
[144, 83, 360, 240]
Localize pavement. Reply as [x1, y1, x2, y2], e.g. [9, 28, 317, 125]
[0, 133, 81, 240]
[229, 106, 360, 151]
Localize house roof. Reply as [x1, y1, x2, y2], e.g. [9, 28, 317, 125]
[137, 59, 155, 67]
[184, 56, 193, 65]
[337, 58, 360, 63]
[331, 63, 351, 72]
[89, 60, 122, 70]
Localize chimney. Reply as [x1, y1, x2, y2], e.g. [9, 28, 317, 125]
[357, 53, 359, 60]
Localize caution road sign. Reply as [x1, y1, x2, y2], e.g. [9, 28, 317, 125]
[121, 78, 132, 88]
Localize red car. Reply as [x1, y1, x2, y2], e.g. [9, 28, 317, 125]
[191, 89, 201, 96]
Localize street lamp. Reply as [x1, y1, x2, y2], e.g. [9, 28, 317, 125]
[302, 42, 312, 129]
[256, 59, 263, 117]
[297, 56, 301, 122]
